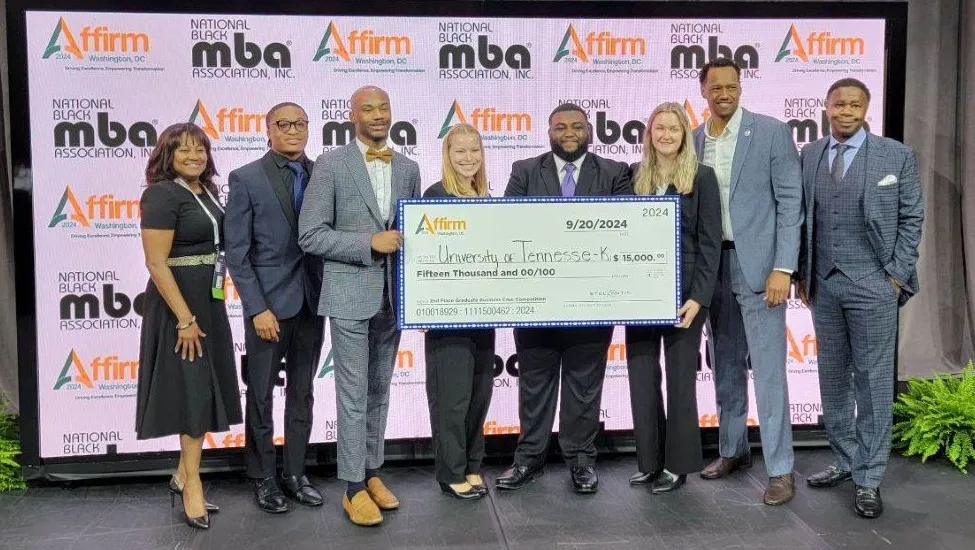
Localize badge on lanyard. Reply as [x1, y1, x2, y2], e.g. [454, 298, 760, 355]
[211, 251, 227, 300]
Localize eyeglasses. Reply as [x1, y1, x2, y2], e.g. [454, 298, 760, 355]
[273, 119, 309, 133]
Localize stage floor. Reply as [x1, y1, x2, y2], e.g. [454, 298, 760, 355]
[1, 449, 972, 549]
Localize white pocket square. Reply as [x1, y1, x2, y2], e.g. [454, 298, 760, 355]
[877, 175, 898, 187]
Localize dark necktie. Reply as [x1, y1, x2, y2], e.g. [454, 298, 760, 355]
[286, 161, 308, 213]
[831, 143, 850, 184]
[562, 162, 576, 197]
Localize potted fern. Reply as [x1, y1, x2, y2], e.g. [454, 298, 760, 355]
[892, 360, 975, 473]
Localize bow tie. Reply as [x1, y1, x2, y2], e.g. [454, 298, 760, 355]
[366, 147, 392, 163]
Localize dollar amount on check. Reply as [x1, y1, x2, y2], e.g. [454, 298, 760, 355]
[397, 196, 681, 329]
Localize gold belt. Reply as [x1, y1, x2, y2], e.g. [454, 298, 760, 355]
[166, 253, 217, 267]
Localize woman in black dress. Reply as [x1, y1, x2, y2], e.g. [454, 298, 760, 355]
[626, 102, 722, 493]
[424, 123, 495, 500]
[136, 123, 242, 529]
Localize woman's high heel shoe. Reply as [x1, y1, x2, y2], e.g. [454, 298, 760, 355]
[466, 475, 488, 496]
[169, 475, 220, 513]
[439, 482, 483, 500]
[183, 511, 210, 530]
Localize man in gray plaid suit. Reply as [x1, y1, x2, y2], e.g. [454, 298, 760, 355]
[797, 78, 924, 519]
[298, 86, 421, 526]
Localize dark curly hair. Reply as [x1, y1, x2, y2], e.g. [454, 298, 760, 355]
[144, 122, 219, 194]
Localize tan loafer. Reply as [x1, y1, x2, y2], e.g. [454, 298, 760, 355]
[342, 490, 382, 526]
[366, 477, 400, 510]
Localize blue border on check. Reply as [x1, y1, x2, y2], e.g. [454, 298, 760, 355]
[396, 195, 682, 330]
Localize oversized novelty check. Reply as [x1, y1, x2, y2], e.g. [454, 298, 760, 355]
[397, 196, 681, 329]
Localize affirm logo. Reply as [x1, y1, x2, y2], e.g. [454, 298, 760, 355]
[554, 24, 646, 64]
[786, 327, 818, 363]
[189, 99, 264, 145]
[775, 24, 866, 63]
[42, 16, 150, 61]
[438, 22, 531, 80]
[48, 186, 140, 230]
[313, 21, 412, 62]
[53, 350, 138, 391]
[414, 214, 467, 236]
[438, 100, 531, 139]
[190, 18, 292, 78]
[682, 99, 712, 127]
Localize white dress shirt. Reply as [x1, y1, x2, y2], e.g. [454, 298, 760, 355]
[701, 106, 742, 241]
[356, 138, 392, 222]
[554, 153, 586, 195]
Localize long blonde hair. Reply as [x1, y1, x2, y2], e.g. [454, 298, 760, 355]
[634, 102, 698, 195]
[441, 124, 489, 197]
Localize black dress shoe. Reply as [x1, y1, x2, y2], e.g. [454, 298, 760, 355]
[254, 477, 289, 514]
[281, 474, 324, 507]
[650, 470, 686, 494]
[629, 470, 662, 485]
[495, 464, 544, 490]
[807, 465, 853, 488]
[440, 482, 484, 500]
[570, 466, 598, 494]
[854, 486, 883, 518]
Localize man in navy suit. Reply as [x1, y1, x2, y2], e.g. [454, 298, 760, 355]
[797, 78, 924, 519]
[225, 102, 325, 514]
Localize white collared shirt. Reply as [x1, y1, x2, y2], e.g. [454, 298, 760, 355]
[356, 138, 392, 221]
[702, 106, 743, 241]
[553, 153, 586, 195]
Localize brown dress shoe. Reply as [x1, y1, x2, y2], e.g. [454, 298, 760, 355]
[366, 477, 400, 510]
[700, 454, 752, 480]
[343, 491, 383, 526]
[764, 473, 795, 505]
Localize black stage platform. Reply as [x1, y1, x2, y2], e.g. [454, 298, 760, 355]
[1, 449, 972, 549]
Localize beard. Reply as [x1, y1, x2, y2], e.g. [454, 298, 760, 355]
[550, 134, 590, 162]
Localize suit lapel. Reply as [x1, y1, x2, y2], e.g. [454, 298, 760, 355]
[729, 109, 753, 198]
[344, 143, 383, 226]
[862, 133, 887, 219]
[260, 153, 298, 231]
[389, 153, 405, 228]
[693, 125, 705, 157]
[540, 153, 561, 196]
[574, 154, 597, 196]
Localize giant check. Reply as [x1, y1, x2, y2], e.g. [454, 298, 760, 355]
[397, 196, 681, 329]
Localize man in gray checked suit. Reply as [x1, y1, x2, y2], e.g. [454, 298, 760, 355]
[797, 78, 923, 519]
[692, 58, 803, 505]
[298, 86, 421, 527]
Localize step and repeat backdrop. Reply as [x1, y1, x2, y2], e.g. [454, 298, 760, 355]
[26, 11, 886, 458]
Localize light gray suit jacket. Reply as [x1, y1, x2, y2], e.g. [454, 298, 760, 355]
[693, 108, 803, 293]
[798, 133, 923, 306]
[298, 143, 421, 320]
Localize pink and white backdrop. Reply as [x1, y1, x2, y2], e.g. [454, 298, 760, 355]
[26, 11, 886, 458]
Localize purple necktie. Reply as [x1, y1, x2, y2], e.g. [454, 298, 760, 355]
[562, 162, 576, 197]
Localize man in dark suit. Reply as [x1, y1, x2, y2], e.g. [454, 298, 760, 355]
[225, 102, 325, 514]
[797, 78, 924, 519]
[496, 103, 633, 494]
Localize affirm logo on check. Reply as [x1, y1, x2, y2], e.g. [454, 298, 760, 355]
[415, 213, 467, 236]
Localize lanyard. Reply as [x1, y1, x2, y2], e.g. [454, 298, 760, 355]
[176, 178, 224, 248]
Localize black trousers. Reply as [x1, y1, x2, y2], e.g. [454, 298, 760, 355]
[512, 327, 613, 468]
[425, 329, 495, 484]
[243, 306, 324, 479]
[624, 309, 707, 475]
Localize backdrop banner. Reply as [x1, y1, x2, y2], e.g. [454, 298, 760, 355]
[26, 11, 885, 458]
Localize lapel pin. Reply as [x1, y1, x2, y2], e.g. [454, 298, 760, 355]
[744, 129, 751, 137]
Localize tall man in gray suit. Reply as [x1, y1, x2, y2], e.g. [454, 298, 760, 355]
[797, 78, 923, 519]
[692, 58, 803, 505]
[298, 86, 421, 526]
[225, 102, 325, 514]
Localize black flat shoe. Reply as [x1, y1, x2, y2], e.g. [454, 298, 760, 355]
[807, 465, 853, 488]
[281, 474, 324, 507]
[650, 470, 686, 494]
[854, 486, 883, 518]
[439, 482, 483, 500]
[169, 476, 219, 513]
[254, 477, 289, 514]
[496, 464, 544, 490]
[629, 470, 662, 485]
[570, 466, 598, 494]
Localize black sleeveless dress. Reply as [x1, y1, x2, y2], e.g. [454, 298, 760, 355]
[135, 180, 242, 439]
